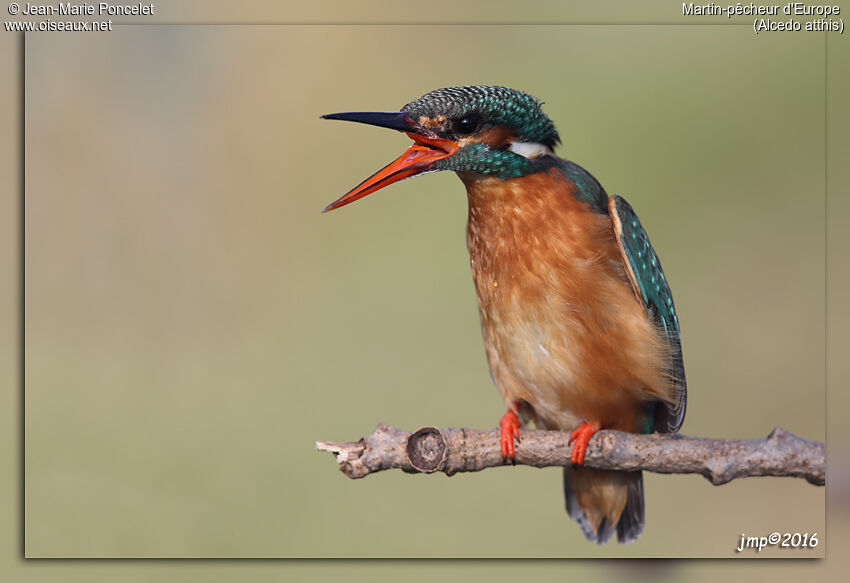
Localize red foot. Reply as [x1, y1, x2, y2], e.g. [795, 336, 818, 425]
[569, 422, 600, 466]
[498, 409, 521, 461]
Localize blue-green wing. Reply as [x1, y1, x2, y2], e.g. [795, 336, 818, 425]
[609, 195, 686, 433]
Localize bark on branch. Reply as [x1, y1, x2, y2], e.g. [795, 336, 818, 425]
[316, 425, 824, 486]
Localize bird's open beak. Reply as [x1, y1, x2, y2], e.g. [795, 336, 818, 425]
[320, 111, 459, 212]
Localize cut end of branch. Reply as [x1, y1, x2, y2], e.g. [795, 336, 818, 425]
[316, 439, 370, 478]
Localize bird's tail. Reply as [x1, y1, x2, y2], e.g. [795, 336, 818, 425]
[563, 467, 644, 544]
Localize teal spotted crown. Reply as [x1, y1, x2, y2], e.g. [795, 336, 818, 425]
[402, 86, 560, 149]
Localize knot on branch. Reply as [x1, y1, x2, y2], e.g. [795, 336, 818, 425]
[407, 427, 447, 472]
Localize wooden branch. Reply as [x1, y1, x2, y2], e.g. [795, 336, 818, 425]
[316, 425, 824, 486]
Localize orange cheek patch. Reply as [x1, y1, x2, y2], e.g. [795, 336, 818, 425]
[457, 126, 519, 150]
[479, 126, 518, 148]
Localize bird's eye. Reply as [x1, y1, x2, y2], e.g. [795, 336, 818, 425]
[454, 113, 480, 135]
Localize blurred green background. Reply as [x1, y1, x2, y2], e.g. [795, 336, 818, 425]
[18, 17, 828, 564]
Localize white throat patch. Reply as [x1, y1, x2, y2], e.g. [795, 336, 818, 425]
[508, 141, 552, 159]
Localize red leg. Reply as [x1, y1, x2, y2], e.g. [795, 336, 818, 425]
[498, 407, 521, 461]
[568, 422, 600, 465]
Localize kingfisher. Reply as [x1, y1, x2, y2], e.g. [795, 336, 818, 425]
[321, 86, 686, 544]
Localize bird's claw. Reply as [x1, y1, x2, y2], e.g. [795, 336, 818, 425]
[499, 409, 521, 463]
[568, 421, 599, 466]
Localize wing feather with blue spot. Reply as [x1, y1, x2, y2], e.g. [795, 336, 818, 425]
[609, 196, 687, 433]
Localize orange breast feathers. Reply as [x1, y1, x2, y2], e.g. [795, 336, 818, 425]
[461, 169, 673, 433]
